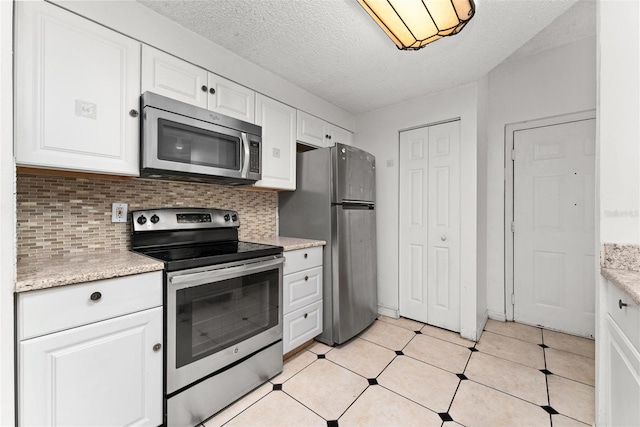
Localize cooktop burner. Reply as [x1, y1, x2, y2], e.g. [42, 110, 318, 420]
[130, 208, 283, 272]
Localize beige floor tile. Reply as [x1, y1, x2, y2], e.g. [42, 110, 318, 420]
[358, 319, 416, 351]
[464, 351, 548, 406]
[282, 359, 368, 420]
[449, 380, 551, 427]
[325, 338, 396, 378]
[484, 319, 543, 344]
[548, 375, 595, 425]
[442, 422, 464, 427]
[551, 414, 590, 427]
[403, 334, 471, 373]
[269, 350, 316, 384]
[306, 340, 334, 355]
[339, 385, 442, 427]
[378, 315, 424, 331]
[545, 348, 595, 386]
[476, 331, 545, 369]
[421, 324, 476, 348]
[377, 355, 459, 412]
[225, 391, 325, 427]
[204, 382, 272, 427]
[543, 329, 595, 359]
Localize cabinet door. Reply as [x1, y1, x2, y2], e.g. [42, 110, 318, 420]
[15, 1, 140, 176]
[330, 125, 353, 147]
[296, 111, 328, 148]
[19, 307, 163, 427]
[141, 45, 208, 108]
[207, 73, 255, 123]
[607, 317, 640, 427]
[283, 300, 323, 354]
[254, 94, 296, 190]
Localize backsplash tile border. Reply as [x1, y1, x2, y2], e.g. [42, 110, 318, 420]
[16, 173, 277, 260]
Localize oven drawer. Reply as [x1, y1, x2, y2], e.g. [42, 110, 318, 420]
[283, 300, 323, 354]
[18, 272, 163, 341]
[283, 247, 322, 275]
[283, 266, 322, 314]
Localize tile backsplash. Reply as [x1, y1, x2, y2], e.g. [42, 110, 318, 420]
[17, 173, 277, 260]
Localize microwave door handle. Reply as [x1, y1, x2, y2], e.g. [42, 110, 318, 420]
[241, 132, 250, 177]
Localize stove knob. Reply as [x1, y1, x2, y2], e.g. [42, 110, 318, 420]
[150, 214, 160, 224]
[231, 214, 238, 221]
[137, 215, 147, 225]
[224, 214, 231, 221]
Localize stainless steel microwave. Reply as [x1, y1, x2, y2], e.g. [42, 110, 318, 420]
[140, 92, 261, 186]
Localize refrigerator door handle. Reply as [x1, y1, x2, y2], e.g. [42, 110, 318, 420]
[336, 200, 375, 209]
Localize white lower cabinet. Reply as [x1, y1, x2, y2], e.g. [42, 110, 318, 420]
[282, 247, 323, 354]
[17, 272, 163, 427]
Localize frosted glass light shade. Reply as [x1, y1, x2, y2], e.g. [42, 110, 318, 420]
[358, 0, 476, 50]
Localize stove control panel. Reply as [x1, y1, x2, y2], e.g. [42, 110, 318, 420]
[131, 208, 240, 232]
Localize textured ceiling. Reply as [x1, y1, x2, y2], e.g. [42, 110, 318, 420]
[138, 0, 593, 115]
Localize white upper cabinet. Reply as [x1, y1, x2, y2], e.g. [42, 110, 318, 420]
[15, 1, 141, 176]
[207, 73, 256, 123]
[141, 45, 208, 109]
[329, 125, 353, 146]
[254, 94, 297, 191]
[296, 110, 329, 148]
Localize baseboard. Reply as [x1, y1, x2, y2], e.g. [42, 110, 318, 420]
[377, 306, 398, 319]
[476, 310, 489, 341]
[488, 311, 507, 322]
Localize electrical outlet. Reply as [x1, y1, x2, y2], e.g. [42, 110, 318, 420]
[112, 203, 128, 223]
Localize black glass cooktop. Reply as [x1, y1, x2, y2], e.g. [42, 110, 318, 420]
[137, 241, 283, 272]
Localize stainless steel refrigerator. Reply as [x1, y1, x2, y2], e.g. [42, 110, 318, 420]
[279, 143, 377, 345]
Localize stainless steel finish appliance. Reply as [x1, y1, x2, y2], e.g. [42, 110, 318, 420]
[130, 208, 283, 427]
[279, 143, 377, 345]
[140, 92, 262, 185]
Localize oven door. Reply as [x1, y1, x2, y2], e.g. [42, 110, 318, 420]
[166, 256, 283, 394]
[142, 106, 260, 182]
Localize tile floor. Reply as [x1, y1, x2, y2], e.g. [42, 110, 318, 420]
[203, 317, 595, 427]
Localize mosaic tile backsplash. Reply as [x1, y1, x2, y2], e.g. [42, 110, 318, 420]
[17, 173, 277, 260]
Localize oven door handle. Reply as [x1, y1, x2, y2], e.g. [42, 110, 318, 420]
[169, 257, 284, 288]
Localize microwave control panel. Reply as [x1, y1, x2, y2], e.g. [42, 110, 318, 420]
[249, 141, 260, 173]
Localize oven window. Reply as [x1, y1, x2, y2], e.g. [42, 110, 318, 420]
[175, 268, 279, 368]
[157, 119, 240, 170]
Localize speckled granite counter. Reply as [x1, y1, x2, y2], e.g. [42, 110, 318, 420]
[601, 243, 640, 305]
[247, 236, 325, 251]
[16, 251, 164, 293]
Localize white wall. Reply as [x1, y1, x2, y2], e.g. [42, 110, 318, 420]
[476, 74, 490, 337]
[486, 36, 597, 318]
[354, 83, 479, 340]
[598, 0, 640, 244]
[51, 0, 355, 132]
[0, 1, 15, 424]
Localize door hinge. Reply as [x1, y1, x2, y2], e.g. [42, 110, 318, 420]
[511, 149, 516, 161]
[511, 221, 515, 233]
[511, 294, 515, 305]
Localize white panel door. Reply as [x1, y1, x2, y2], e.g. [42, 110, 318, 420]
[207, 73, 255, 123]
[141, 45, 208, 108]
[399, 121, 461, 331]
[254, 94, 297, 190]
[19, 307, 163, 427]
[513, 119, 596, 336]
[15, 1, 140, 176]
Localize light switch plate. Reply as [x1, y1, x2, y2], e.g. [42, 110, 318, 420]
[112, 203, 128, 223]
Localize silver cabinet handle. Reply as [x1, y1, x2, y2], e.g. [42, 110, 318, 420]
[441, 235, 447, 241]
[619, 299, 628, 309]
[153, 343, 162, 352]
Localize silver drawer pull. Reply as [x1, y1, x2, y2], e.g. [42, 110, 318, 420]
[153, 343, 162, 352]
[90, 292, 102, 302]
[619, 299, 628, 309]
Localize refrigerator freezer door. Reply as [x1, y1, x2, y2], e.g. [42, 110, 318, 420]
[332, 144, 376, 203]
[332, 204, 377, 344]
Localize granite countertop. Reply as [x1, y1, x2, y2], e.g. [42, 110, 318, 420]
[16, 250, 164, 293]
[601, 243, 640, 305]
[247, 236, 326, 251]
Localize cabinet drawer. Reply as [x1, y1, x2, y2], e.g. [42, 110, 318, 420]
[607, 281, 640, 352]
[18, 271, 163, 341]
[283, 300, 323, 354]
[283, 247, 322, 275]
[284, 267, 322, 314]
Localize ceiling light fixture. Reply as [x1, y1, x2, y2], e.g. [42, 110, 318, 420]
[358, 0, 476, 50]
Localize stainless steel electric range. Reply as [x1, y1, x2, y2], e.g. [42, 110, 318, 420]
[130, 207, 284, 427]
